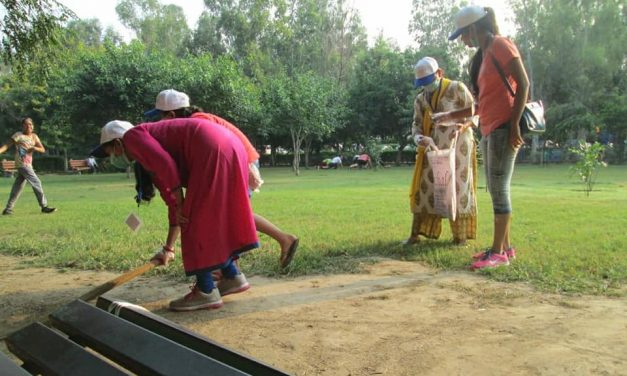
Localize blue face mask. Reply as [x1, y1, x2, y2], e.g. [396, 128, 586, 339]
[413, 78, 422, 89]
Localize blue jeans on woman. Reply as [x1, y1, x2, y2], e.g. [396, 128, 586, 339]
[481, 125, 518, 215]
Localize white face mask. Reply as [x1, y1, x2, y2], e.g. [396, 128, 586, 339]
[110, 153, 131, 169]
[423, 78, 441, 94]
[109, 141, 131, 169]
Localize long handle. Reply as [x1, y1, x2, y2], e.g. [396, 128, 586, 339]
[79, 260, 159, 302]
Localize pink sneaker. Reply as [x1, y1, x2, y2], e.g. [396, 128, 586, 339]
[471, 252, 509, 270]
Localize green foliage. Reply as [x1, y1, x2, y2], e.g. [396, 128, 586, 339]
[0, 0, 75, 73]
[2, 0, 625, 167]
[569, 141, 607, 196]
[116, 0, 191, 56]
[32, 155, 65, 172]
[347, 39, 415, 147]
[262, 70, 347, 174]
[511, 0, 626, 142]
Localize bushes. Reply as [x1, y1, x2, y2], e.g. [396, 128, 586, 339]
[32, 156, 65, 172]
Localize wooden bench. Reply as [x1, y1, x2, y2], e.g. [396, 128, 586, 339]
[69, 159, 91, 174]
[1, 159, 17, 177]
[4, 298, 290, 376]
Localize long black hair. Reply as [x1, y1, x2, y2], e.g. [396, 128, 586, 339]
[468, 7, 500, 96]
[134, 161, 155, 205]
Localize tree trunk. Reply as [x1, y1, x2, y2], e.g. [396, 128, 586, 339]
[615, 132, 625, 164]
[396, 141, 408, 166]
[304, 137, 312, 169]
[291, 130, 301, 176]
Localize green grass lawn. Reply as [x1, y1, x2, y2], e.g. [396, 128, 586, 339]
[0, 164, 625, 296]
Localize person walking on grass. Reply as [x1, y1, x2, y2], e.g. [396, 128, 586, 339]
[449, 5, 529, 269]
[92, 119, 257, 312]
[0, 117, 56, 215]
[405, 57, 477, 246]
[144, 89, 299, 269]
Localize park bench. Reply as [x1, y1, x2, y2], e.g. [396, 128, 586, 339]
[4, 297, 290, 376]
[1, 159, 17, 177]
[69, 159, 91, 174]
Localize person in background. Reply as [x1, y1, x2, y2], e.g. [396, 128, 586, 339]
[405, 57, 477, 246]
[449, 5, 529, 269]
[318, 158, 333, 169]
[329, 156, 343, 169]
[356, 154, 372, 169]
[0, 117, 56, 215]
[86, 156, 98, 173]
[92, 119, 257, 311]
[144, 89, 299, 269]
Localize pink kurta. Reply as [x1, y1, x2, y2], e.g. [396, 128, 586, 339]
[123, 118, 258, 275]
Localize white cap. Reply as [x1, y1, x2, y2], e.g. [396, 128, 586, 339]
[90, 120, 134, 157]
[414, 57, 439, 79]
[448, 5, 488, 40]
[155, 89, 190, 111]
[414, 57, 439, 87]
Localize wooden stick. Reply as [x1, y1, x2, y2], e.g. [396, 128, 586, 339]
[79, 260, 159, 302]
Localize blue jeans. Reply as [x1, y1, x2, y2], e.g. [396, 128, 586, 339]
[481, 125, 518, 215]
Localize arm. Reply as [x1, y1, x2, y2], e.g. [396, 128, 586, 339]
[433, 107, 474, 124]
[0, 140, 12, 154]
[508, 57, 529, 148]
[433, 82, 475, 124]
[30, 134, 45, 153]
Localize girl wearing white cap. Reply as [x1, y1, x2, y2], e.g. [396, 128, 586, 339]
[449, 6, 529, 269]
[406, 57, 477, 246]
[93, 118, 258, 311]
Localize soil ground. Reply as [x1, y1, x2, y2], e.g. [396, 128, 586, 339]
[1, 255, 626, 375]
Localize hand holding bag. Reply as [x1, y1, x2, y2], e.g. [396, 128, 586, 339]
[490, 54, 546, 134]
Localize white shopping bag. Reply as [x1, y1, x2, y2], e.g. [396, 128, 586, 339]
[426, 136, 457, 221]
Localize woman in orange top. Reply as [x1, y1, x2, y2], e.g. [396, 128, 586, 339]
[449, 6, 529, 269]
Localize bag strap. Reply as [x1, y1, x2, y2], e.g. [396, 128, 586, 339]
[489, 53, 516, 98]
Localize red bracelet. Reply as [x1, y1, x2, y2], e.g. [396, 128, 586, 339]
[163, 245, 174, 253]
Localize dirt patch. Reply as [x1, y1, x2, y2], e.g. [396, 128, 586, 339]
[1, 255, 626, 375]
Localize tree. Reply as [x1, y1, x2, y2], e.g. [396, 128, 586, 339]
[408, 0, 466, 74]
[347, 38, 415, 164]
[510, 0, 627, 149]
[63, 19, 104, 48]
[116, 0, 191, 56]
[0, 0, 75, 73]
[263, 71, 345, 175]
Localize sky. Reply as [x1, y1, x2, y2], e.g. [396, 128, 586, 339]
[58, 0, 515, 49]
